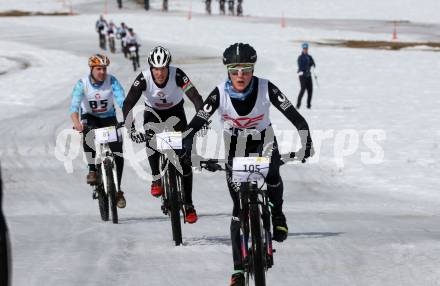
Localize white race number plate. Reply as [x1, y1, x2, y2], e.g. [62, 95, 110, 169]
[232, 157, 270, 182]
[95, 126, 118, 144]
[156, 131, 182, 150]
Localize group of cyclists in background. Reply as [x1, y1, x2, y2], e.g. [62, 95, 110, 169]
[95, 15, 140, 71]
[205, 0, 243, 16]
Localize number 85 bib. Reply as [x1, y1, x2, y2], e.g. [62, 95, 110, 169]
[80, 75, 115, 115]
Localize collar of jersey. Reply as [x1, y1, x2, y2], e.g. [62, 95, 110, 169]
[225, 77, 254, 101]
[89, 75, 105, 88]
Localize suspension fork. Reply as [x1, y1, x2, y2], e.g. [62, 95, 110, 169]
[239, 183, 250, 260]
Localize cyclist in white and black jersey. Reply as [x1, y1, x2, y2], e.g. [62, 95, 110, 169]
[117, 22, 129, 57]
[122, 46, 204, 224]
[107, 20, 116, 36]
[95, 15, 108, 32]
[125, 28, 140, 67]
[95, 15, 108, 49]
[182, 43, 314, 286]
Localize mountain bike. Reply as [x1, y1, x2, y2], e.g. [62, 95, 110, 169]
[136, 131, 188, 245]
[200, 152, 301, 286]
[84, 123, 124, 224]
[127, 44, 138, 72]
[98, 29, 106, 50]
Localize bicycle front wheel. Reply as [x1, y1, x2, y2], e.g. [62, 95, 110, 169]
[162, 159, 182, 246]
[97, 185, 109, 221]
[104, 159, 118, 224]
[249, 198, 266, 286]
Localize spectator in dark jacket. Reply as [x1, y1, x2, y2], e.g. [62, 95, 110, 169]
[296, 42, 316, 109]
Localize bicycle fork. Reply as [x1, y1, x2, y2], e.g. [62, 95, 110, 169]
[101, 156, 119, 195]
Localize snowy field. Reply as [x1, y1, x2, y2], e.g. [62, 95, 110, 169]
[1, 0, 440, 286]
[2, 0, 440, 23]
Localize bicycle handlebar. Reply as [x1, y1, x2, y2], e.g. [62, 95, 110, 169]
[199, 152, 304, 173]
[73, 121, 125, 134]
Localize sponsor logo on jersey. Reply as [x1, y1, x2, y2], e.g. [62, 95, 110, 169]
[197, 110, 211, 121]
[95, 93, 101, 99]
[154, 102, 173, 108]
[157, 91, 166, 98]
[203, 104, 212, 113]
[223, 114, 264, 129]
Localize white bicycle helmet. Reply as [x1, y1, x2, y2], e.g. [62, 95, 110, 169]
[148, 46, 172, 68]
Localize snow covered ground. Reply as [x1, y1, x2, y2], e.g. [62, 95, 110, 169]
[1, 1, 440, 286]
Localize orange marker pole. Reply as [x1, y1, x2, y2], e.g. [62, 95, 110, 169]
[392, 21, 397, 40]
[187, 2, 192, 20]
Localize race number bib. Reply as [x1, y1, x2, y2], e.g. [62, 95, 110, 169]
[232, 157, 270, 182]
[95, 126, 118, 144]
[88, 99, 109, 113]
[156, 132, 182, 150]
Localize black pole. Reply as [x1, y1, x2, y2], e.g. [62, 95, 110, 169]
[144, 0, 149, 10]
[0, 164, 11, 286]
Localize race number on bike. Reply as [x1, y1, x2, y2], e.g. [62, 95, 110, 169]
[156, 131, 182, 150]
[232, 157, 270, 182]
[95, 126, 118, 144]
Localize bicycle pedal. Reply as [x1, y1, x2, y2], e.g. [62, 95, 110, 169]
[92, 191, 98, 200]
[273, 249, 276, 253]
[161, 205, 168, 215]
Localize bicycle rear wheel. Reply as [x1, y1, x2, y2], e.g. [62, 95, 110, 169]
[162, 158, 182, 245]
[104, 159, 118, 224]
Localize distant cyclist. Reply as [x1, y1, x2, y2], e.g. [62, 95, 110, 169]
[107, 20, 117, 52]
[219, 0, 226, 15]
[125, 28, 140, 68]
[227, 0, 235, 15]
[95, 15, 108, 50]
[236, 0, 243, 16]
[117, 22, 129, 57]
[70, 54, 127, 208]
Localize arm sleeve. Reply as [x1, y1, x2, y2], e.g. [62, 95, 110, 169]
[310, 55, 316, 68]
[297, 55, 306, 73]
[69, 80, 84, 114]
[175, 68, 203, 111]
[110, 76, 125, 109]
[268, 81, 312, 144]
[122, 72, 146, 121]
[185, 87, 220, 139]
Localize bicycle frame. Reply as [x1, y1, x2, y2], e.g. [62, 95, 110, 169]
[96, 142, 119, 196]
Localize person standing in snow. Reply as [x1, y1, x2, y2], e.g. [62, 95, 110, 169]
[296, 42, 316, 109]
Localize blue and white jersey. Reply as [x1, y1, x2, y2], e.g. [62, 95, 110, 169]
[70, 74, 125, 118]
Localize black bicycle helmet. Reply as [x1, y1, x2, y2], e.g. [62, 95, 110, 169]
[223, 43, 257, 65]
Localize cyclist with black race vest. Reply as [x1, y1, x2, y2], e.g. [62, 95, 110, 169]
[182, 43, 314, 286]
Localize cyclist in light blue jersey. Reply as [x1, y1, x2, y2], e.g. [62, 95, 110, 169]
[70, 54, 127, 208]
